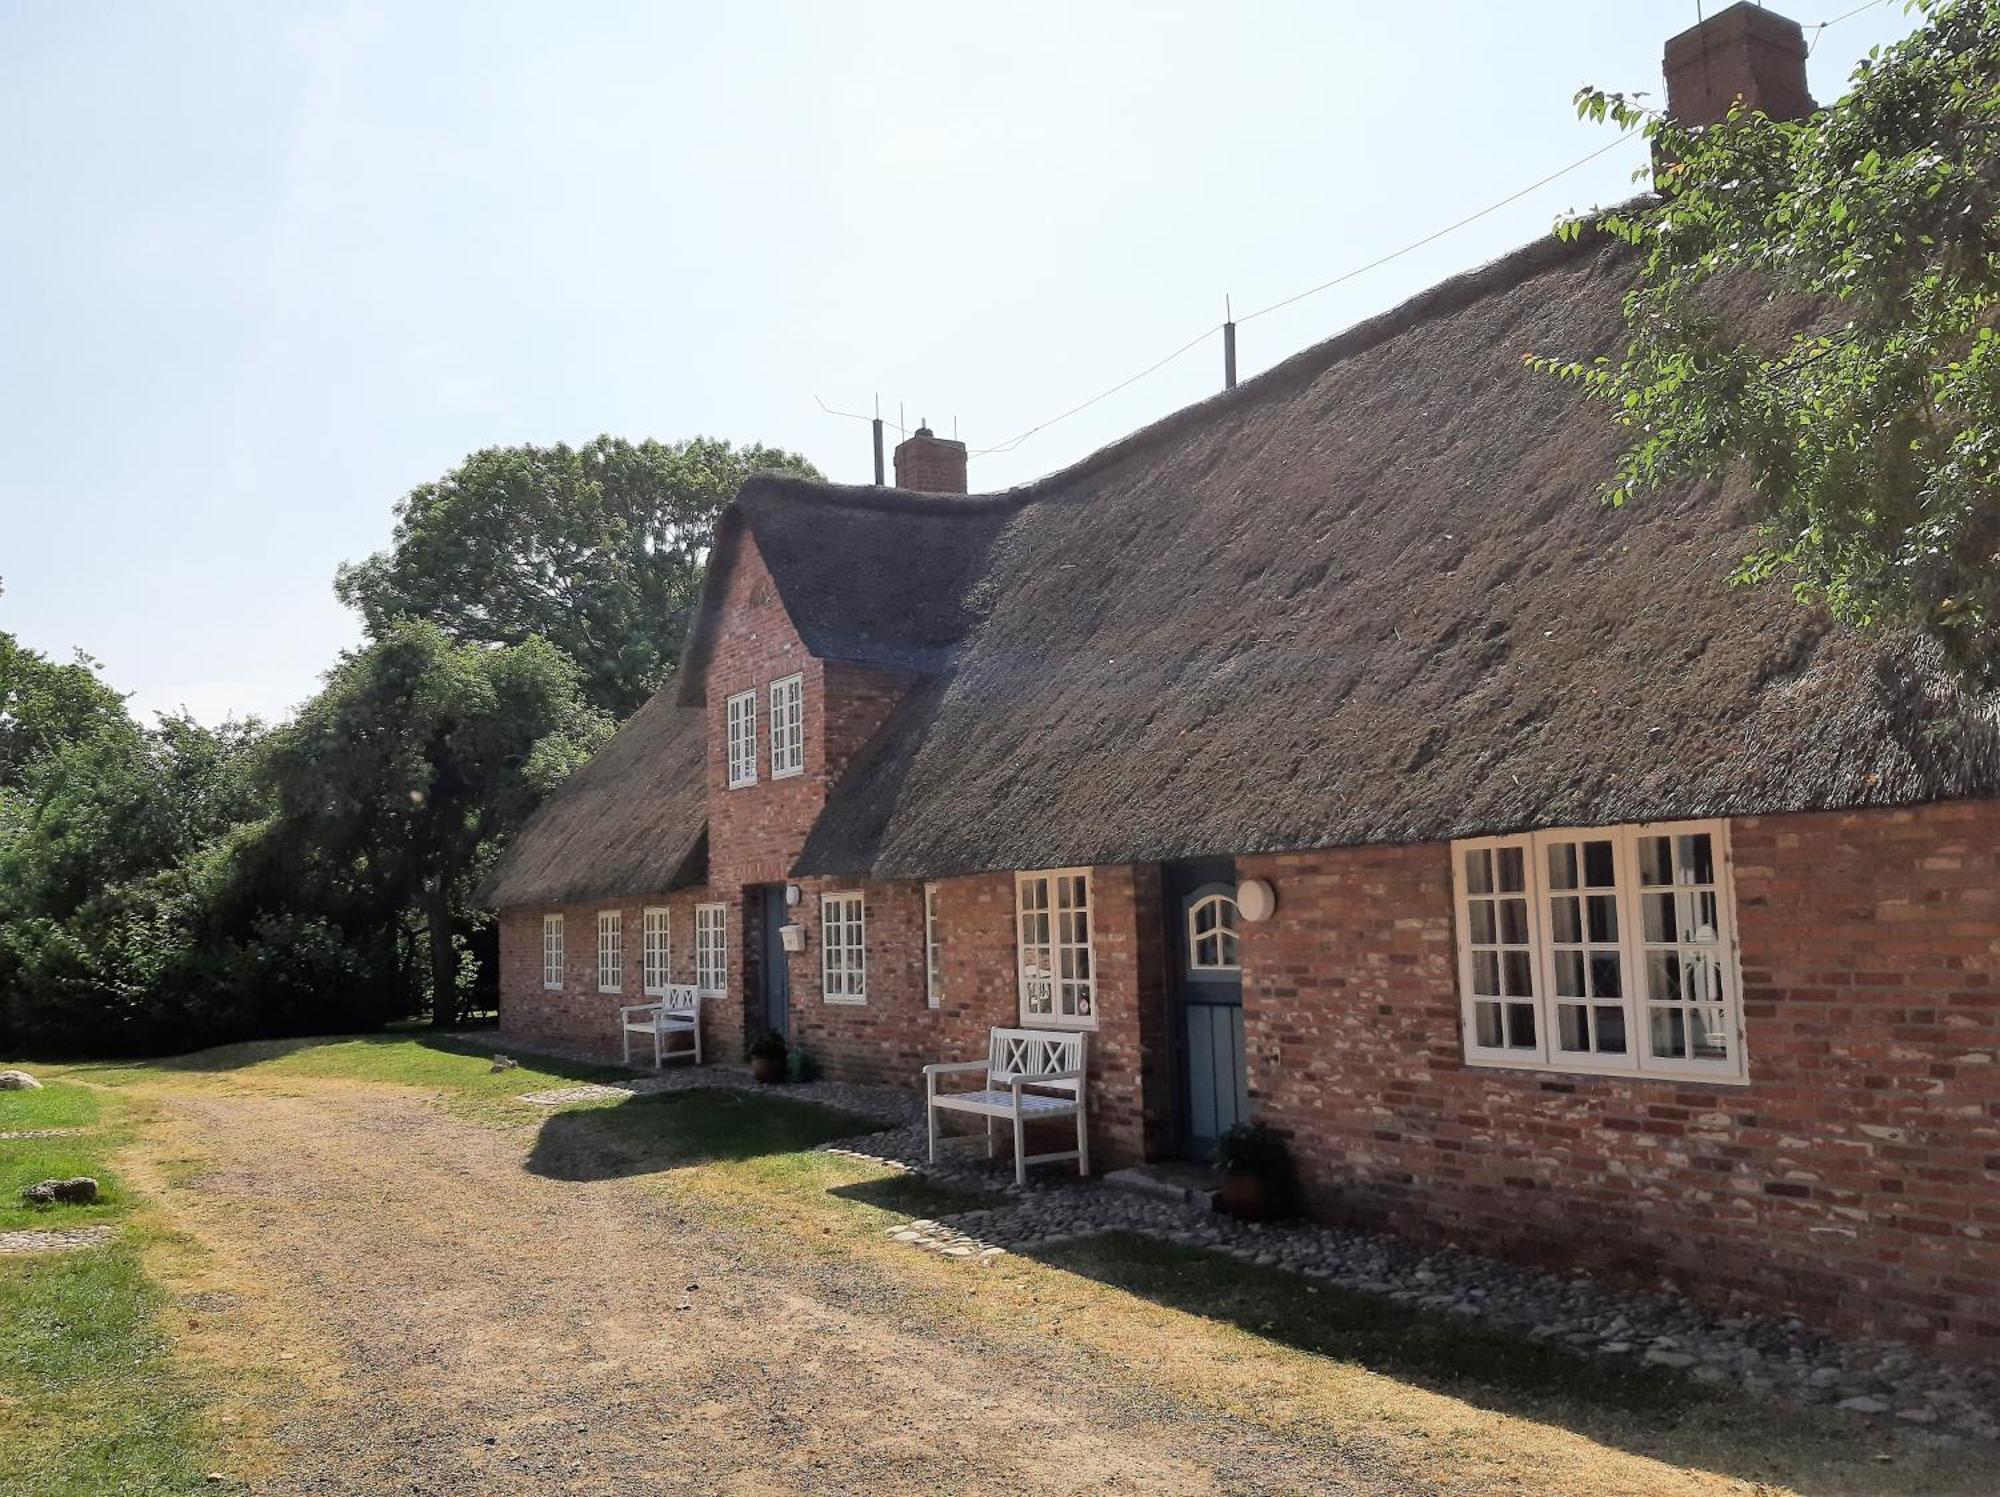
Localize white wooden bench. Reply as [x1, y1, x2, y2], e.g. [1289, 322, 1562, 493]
[620, 984, 703, 1070]
[923, 1027, 1088, 1185]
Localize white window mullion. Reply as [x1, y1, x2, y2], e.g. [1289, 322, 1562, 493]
[820, 891, 866, 1004]
[1015, 869, 1095, 1029]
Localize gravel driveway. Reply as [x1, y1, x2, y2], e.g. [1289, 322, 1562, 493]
[138, 1081, 1415, 1496]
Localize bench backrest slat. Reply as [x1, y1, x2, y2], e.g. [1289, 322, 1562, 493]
[985, 1027, 1086, 1094]
[653, 984, 700, 1015]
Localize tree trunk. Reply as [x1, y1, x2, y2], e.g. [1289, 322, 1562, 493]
[426, 888, 459, 1029]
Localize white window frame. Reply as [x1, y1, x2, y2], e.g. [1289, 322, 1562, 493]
[821, 891, 867, 1004]
[1015, 869, 1096, 1029]
[769, 673, 805, 780]
[542, 913, 565, 991]
[1451, 820, 1747, 1084]
[1187, 892, 1241, 972]
[695, 903, 728, 996]
[596, 909, 623, 994]
[725, 690, 758, 788]
[642, 906, 672, 997]
[924, 882, 942, 1008]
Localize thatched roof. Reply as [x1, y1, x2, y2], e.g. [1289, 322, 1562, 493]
[676, 481, 1021, 704]
[480, 691, 707, 908]
[493, 228, 2000, 904]
[793, 234, 2000, 879]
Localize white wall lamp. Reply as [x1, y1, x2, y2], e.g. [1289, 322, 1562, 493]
[1236, 878, 1277, 923]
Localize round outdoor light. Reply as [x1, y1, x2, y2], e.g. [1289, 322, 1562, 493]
[1236, 878, 1277, 923]
[784, 883, 802, 908]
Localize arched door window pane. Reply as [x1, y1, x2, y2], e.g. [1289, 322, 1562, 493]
[1188, 894, 1240, 971]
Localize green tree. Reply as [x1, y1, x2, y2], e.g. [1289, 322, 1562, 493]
[0, 632, 131, 793]
[1542, 0, 2000, 679]
[0, 698, 278, 1055]
[335, 435, 819, 715]
[258, 622, 608, 1027]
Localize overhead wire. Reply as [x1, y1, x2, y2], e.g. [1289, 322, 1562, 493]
[857, 0, 1898, 465]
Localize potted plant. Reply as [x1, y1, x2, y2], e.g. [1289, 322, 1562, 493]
[747, 1030, 789, 1084]
[1214, 1121, 1290, 1221]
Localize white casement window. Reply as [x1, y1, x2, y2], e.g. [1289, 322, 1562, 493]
[924, 882, 943, 1008]
[821, 891, 866, 1003]
[726, 690, 758, 788]
[1452, 821, 1745, 1082]
[1016, 869, 1095, 1028]
[541, 913, 565, 990]
[642, 907, 672, 996]
[769, 673, 805, 779]
[596, 910, 623, 994]
[1188, 892, 1240, 971]
[695, 903, 728, 995]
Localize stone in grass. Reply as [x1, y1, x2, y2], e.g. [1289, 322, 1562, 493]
[23, 1177, 99, 1206]
[1838, 1395, 1891, 1415]
[0, 1070, 41, 1091]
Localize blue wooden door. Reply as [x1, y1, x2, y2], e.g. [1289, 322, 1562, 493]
[1165, 859, 1249, 1156]
[760, 886, 790, 1036]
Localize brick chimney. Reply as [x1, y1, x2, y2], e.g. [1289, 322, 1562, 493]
[892, 422, 968, 495]
[1664, 3, 1814, 126]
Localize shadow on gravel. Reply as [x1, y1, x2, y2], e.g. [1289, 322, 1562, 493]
[1026, 1231, 1973, 1497]
[526, 1089, 880, 1181]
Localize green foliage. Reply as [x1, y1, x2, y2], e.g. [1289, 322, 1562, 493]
[335, 435, 819, 715]
[1540, 0, 2000, 679]
[254, 622, 609, 1027]
[0, 635, 130, 795]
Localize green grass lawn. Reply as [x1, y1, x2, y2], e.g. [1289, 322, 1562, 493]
[0, 1079, 126, 1233]
[1, 1074, 226, 1494]
[0, 1234, 219, 1495]
[76, 1031, 630, 1127]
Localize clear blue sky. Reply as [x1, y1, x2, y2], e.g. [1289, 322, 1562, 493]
[0, 1, 1918, 726]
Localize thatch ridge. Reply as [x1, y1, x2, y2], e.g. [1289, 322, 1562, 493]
[793, 235, 2000, 879]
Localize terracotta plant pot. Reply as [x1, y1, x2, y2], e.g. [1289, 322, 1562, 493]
[749, 1053, 786, 1084]
[1218, 1170, 1274, 1222]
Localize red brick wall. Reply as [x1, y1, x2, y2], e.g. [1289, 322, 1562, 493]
[498, 891, 712, 1060]
[1239, 801, 2000, 1357]
[779, 867, 1168, 1170]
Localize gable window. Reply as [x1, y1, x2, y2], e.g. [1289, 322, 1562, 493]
[1188, 893, 1240, 971]
[1016, 870, 1094, 1028]
[597, 910, 623, 994]
[924, 883, 942, 1008]
[1451, 821, 1745, 1082]
[769, 673, 804, 779]
[695, 904, 728, 996]
[542, 913, 565, 990]
[726, 691, 758, 788]
[821, 891, 867, 1003]
[642, 907, 672, 996]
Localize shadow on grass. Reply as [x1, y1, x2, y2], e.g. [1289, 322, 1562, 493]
[1025, 1232, 1973, 1497]
[526, 1089, 881, 1181]
[825, 1173, 1007, 1219]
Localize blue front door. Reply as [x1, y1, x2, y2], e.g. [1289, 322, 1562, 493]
[760, 885, 791, 1036]
[1165, 859, 1249, 1157]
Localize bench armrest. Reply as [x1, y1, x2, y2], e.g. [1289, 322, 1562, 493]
[922, 1059, 988, 1076]
[619, 1003, 666, 1023]
[1011, 1070, 1083, 1087]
